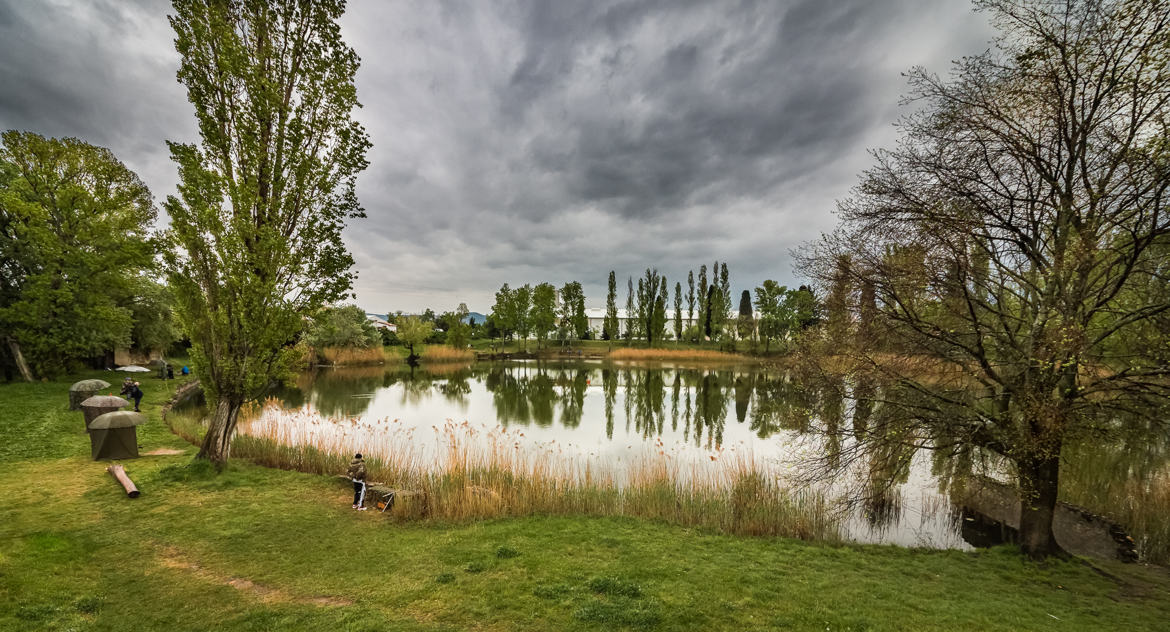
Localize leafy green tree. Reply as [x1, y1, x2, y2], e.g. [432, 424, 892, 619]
[443, 303, 471, 349]
[737, 289, 754, 343]
[559, 281, 587, 342]
[653, 276, 668, 345]
[703, 284, 718, 341]
[635, 268, 666, 345]
[128, 278, 183, 355]
[513, 284, 532, 350]
[0, 131, 157, 379]
[491, 283, 516, 340]
[754, 280, 788, 352]
[686, 270, 695, 327]
[625, 277, 636, 343]
[530, 282, 557, 349]
[397, 316, 430, 360]
[603, 271, 618, 341]
[696, 265, 708, 342]
[673, 281, 683, 342]
[305, 304, 380, 352]
[165, 0, 370, 465]
[791, 285, 820, 330]
[708, 261, 730, 339]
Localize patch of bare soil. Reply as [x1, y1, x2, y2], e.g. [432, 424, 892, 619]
[143, 448, 186, 456]
[157, 546, 352, 607]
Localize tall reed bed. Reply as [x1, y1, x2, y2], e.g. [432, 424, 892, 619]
[225, 403, 838, 541]
[1059, 442, 1170, 564]
[420, 346, 475, 363]
[608, 348, 748, 362]
[316, 346, 395, 366]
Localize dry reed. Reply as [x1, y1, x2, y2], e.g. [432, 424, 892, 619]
[217, 402, 839, 541]
[420, 347, 475, 363]
[1059, 447, 1170, 564]
[317, 346, 393, 366]
[608, 348, 749, 362]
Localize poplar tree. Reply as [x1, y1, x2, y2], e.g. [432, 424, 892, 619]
[686, 270, 696, 328]
[696, 265, 708, 342]
[625, 276, 636, 342]
[603, 270, 618, 341]
[166, 0, 370, 465]
[673, 281, 683, 342]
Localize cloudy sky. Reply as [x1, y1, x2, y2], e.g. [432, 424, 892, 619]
[0, 0, 995, 314]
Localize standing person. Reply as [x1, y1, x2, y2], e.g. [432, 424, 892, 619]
[347, 453, 368, 510]
[129, 381, 144, 412]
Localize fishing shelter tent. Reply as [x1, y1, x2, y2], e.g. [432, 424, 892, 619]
[69, 379, 110, 410]
[89, 411, 147, 460]
[80, 395, 129, 432]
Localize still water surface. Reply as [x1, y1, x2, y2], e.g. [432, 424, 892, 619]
[246, 361, 1001, 550]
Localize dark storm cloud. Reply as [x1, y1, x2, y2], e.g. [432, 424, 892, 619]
[0, 0, 995, 312]
[0, 0, 193, 215]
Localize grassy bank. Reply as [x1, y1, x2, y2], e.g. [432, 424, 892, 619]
[3, 370, 1170, 631]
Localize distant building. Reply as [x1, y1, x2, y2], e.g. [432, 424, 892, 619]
[366, 314, 397, 333]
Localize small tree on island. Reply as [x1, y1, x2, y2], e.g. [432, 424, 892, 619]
[397, 316, 430, 362]
[164, 0, 370, 466]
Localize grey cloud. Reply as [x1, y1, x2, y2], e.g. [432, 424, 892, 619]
[0, 0, 994, 313]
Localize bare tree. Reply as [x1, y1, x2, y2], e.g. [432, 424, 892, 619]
[798, 0, 1170, 559]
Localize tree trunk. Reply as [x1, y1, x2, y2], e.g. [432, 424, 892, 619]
[1017, 451, 1064, 560]
[197, 398, 242, 467]
[6, 338, 34, 382]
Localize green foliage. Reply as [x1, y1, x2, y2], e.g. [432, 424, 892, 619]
[603, 271, 619, 341]
[754, 280, 788, 352]
[0, 131, 158, 377]
[304, 304, 380, 350]
[531, 282, 558, 347]
[443, 303, 472, 349]
[128, 278, 182, 353]
[397, 316, 430, 358]
[673, 281, 683, 341]
[164, 0, 369, 462]
[736, 289, 754, 341]
[624, 276, 637, 342]
[634, 268, 668, 345]
[558, 281, 587, 342]
[695, 265, 708, 341]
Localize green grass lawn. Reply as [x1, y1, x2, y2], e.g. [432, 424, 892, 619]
[2, 370, 1168, 631]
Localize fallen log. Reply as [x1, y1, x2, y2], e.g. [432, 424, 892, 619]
[107, 464, 140, 498]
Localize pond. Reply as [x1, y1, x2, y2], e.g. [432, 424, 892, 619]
[229, 361, 965, 547]
[228, 360, 1162, 559]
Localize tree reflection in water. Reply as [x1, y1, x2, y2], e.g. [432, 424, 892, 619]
[257, 360, 1166, 556]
